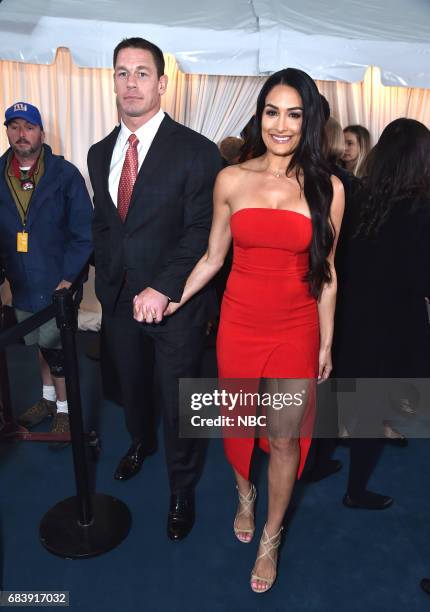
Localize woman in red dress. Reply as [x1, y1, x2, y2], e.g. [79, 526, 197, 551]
[140, 68, 344, 593]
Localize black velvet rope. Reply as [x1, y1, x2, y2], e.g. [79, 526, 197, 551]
[0, 257, 92, 350]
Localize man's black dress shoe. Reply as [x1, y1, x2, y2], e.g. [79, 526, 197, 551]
[342, 491, 393, 510]
[420, 578, 430, 595]
[167, 491, 195, 541]
[114, 442, 157, 481]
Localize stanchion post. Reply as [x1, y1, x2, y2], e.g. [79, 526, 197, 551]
[39, 286, 131, 558]
[53, 288, 92, 526]
[0, 303, 20, 436]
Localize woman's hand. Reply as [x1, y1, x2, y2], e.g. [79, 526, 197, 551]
[318, 347, 332, 383]
[163, 301, 181, 316]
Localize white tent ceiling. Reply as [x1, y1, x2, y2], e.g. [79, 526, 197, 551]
[0, 0, 430, 87]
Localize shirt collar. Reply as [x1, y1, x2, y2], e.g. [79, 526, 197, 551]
[7, 147, 44, 178]
[118, 108, 165, 150]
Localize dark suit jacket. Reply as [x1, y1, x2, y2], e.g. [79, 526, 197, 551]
[87, 114, 222, 330]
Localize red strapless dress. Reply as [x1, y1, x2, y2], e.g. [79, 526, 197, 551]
[217, 207, 319, 480]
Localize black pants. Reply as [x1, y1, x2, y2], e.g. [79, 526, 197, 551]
[102, 292, 207, 494]
[347, 438, 385, 496]
[304, 380, 385, 494]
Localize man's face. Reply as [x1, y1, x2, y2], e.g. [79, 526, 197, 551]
[113, 47, 167, 125]
[6, 119, 44, 160]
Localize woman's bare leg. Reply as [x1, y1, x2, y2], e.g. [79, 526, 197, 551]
[251, 436, 299, 591]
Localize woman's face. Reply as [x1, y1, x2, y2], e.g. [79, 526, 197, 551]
[343, 131, 359, 164]
[261, 84, 303, 156]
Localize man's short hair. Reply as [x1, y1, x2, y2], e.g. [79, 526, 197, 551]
[113, 37, 165, 78]
[218, 137, 244, 164]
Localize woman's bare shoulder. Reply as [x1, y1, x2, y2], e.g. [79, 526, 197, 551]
[216, 161, 257, 187]
[218, 158, 264, 180]
[330, 173, 344, 194]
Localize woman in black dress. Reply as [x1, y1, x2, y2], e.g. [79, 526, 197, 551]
[334, 118, 430, 509]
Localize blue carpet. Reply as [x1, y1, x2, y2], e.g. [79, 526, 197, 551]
[1, 333, 430, 611]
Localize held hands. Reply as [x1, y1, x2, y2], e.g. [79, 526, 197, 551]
[133, 287, 171, 324]
[163, 301, 181, 317]
[318, 346, 332, 383]
[55, 280, 72, 290]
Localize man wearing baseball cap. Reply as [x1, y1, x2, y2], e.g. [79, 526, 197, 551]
[0, 102, 93, 446]
[4, 102, 44, 130]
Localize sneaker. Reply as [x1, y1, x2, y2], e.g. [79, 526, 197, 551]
[49, 412, 71, 449]
[17, 398, 56, 428]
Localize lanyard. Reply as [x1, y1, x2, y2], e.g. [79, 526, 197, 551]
[6, 172, 33, 228]
[6, 153, 41, 228]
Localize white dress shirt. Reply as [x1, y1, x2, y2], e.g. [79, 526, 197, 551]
[108, 108, 165, 207]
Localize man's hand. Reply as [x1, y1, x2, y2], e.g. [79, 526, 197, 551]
[55, 280, 72, 290]
[133, 287, 169, 323]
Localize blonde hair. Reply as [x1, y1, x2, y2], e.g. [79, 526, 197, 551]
[343, 124, 371, 177]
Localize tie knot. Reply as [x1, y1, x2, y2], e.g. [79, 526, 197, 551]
[128, 134, 138, 147]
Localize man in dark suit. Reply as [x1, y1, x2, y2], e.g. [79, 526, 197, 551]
[87, 37, 222, 540]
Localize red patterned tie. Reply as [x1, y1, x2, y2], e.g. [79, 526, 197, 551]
[117, 134, 139, 222]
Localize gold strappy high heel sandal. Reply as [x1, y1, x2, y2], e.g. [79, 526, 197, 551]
[250, 523, 283, 593]
[233, 483, 257, 543]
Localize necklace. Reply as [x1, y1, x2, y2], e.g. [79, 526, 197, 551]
[267, 167, 285, 178]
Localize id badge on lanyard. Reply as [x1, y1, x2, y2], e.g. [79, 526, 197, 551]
[17, 230, 28, 253]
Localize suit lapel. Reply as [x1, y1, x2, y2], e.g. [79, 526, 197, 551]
[94, 125, 126, 231]
[100, 126, 120, 211]
[127, 115, 178, 213]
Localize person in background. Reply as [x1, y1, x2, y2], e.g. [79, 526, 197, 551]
[238, 115, 258, 162]
[319, 94, 331, 123]
[303, 113, 357, 483]
[341, 124, 371, 177]
[0, 102, 93, 445]
[333, 118, 430, 509]
[218, 136, 244, 166]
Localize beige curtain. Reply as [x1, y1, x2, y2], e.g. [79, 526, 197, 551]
[317, 66, 430, 147]
[163, 54, 263, 143]
[2, 48, 429, 162]
[1, 48, 430, 318]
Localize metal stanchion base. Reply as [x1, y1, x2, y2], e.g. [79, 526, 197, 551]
[39, 493, 131, 559]
[0, 425, 71, 443]
[0, 421, 28, 440]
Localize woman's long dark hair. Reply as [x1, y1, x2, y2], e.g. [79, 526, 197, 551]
[357, 118, 430, 237]
[251, 68, 334, 298]
[238, 115, 258, 162]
